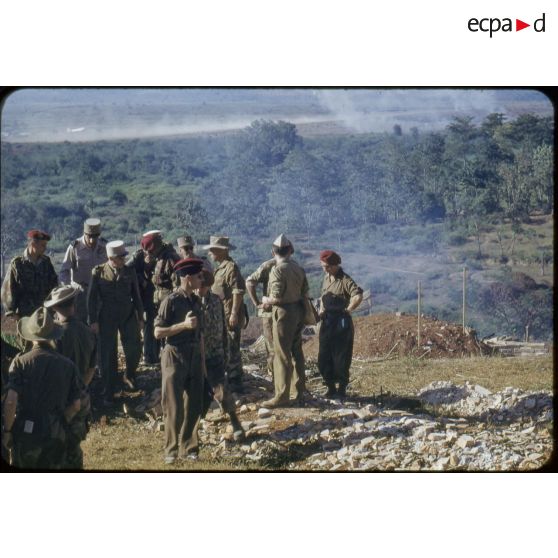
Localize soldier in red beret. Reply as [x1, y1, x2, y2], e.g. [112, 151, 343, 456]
[1, 229, 58, 319]
[154, 257, 206, 464]
[318, 250, 363, 400]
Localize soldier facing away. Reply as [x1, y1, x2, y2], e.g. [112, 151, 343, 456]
[203, 236, 246, 393]
[318, 250, 363, 399]
[59, 218, 108, 323]
[2, 308, 81, 469]
[261, 234, 308, 408]
[45, 285, 97, 469]
[87, 240, 144, 405]
[154, 258, 206, 464]
[1, 229, 58, 319]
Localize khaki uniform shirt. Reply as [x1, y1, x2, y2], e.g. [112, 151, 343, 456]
[1, 249, 58, 317]
[7, 346, 81, 420]
[55, 316, 97, 381]
[154, 289, 204, 347]
[87, 262, 144, 324]
[212, 257, 245, 319]
[200, 291, 227, 361]
[59, 236, 108, 288]
[268, 258, 308, 305]
[321, 267, 363, 312]
[247, 258, 275, 317]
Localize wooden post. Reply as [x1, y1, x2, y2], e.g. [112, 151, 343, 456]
[462, 266, 467, 333]
[417, 280, 421, 348]
[525, 325, 529, 342]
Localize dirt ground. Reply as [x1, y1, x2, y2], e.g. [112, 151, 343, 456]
[302, 313, 489, 360]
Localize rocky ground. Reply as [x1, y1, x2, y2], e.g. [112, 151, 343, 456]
[108, 352, 553, 471]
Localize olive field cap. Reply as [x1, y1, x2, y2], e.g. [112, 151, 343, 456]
[17, 307, 64, 342]
[272, 234, 292, 249]
[203, 236, 236, 251]
[84, 218, 102, 234]
[44, 285, 81, 308]
[177, 235, 194, 248]
[106, 240, 128, 258]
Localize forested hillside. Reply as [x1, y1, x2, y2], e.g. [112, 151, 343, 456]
[1, 113, 554, 339]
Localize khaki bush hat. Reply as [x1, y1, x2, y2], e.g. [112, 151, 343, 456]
[272, 234, 292, 248]
[84, 218, 101, 235]
[177, 235, 194, 248]
[203, 235, 236, 251]
[17, 307, 64, 342]
[44, 285, 81, 309]
[106, 240, 128, 258]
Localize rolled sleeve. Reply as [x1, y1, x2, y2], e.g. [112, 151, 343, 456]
[345, 276, 363, 298]
[228, 263, 245, 295]
[154, 296, 172, 328]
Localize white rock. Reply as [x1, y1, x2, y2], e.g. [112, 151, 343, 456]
[456, 435, 475, 449]
[360, 436, 375, 448]
[258, 408, 272, 418]
[427, 432, 447, 442]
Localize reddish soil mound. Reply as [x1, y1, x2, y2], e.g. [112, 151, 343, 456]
[303, 313, 489, 360]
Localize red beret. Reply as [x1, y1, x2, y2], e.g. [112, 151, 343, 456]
[140, 233, 161, 251]
[27, 229, 51, 241]
[320, 250, 341, 265]
[174, 257, 204, 277]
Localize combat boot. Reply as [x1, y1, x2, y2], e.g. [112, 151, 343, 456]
[260, 397, 289, 409]
[122, 373, 136, 390]
[230, 413, 246, 442]
[324, 385, 337, 399]
[337, 385, 347, 400]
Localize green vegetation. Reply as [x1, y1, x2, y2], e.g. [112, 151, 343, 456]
[1, 113, 554, 339]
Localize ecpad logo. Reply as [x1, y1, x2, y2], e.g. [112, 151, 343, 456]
[468, 13, 546, 37]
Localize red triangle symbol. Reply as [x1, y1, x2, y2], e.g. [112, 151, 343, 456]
[516, 19, 530, 31]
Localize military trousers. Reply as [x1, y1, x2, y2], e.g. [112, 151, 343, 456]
[272, 302, 305, 403]
[12, 438, 65, 470]
[261, 317, 275, 378]
[318, 311, 354, 388]
[98, 307, 141, 396]
[226, 325, 243, 388]
[161, 343, 204, 458]
[143, 300, 160, 364]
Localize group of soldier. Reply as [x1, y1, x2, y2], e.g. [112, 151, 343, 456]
[1, 217, 363, 468]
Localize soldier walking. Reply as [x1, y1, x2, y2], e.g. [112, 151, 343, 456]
[2, 308, 81, 469]
[261, 234, 308, 408]
[318, 250, 363, 399]
[1, 229, 58, 319]
[197, 269, 245, 441]
[45, 285, 97, 469]
[203, 236, 246, 393]
[87, 241, 144, 405]
[154, 258, 206, 464]
[59, 218, 107, 323]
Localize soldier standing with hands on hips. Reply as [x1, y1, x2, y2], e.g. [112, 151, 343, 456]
[318, 250, 363, 400]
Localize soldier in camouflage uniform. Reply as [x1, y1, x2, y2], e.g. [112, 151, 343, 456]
[203, 236, 246, 393]
[87, 241, 144, 404]
[2, 308, 81, 469]
[197, 269, 245, 441]
[154, 258, 206, 464]
[59, 218, 107, 323]
[128, 235, 158, 364]
[1, 229, 58, 319]
[142, 231, 180, 305]
[45, 285, 97, 469]
[318, 251, 363, 399]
